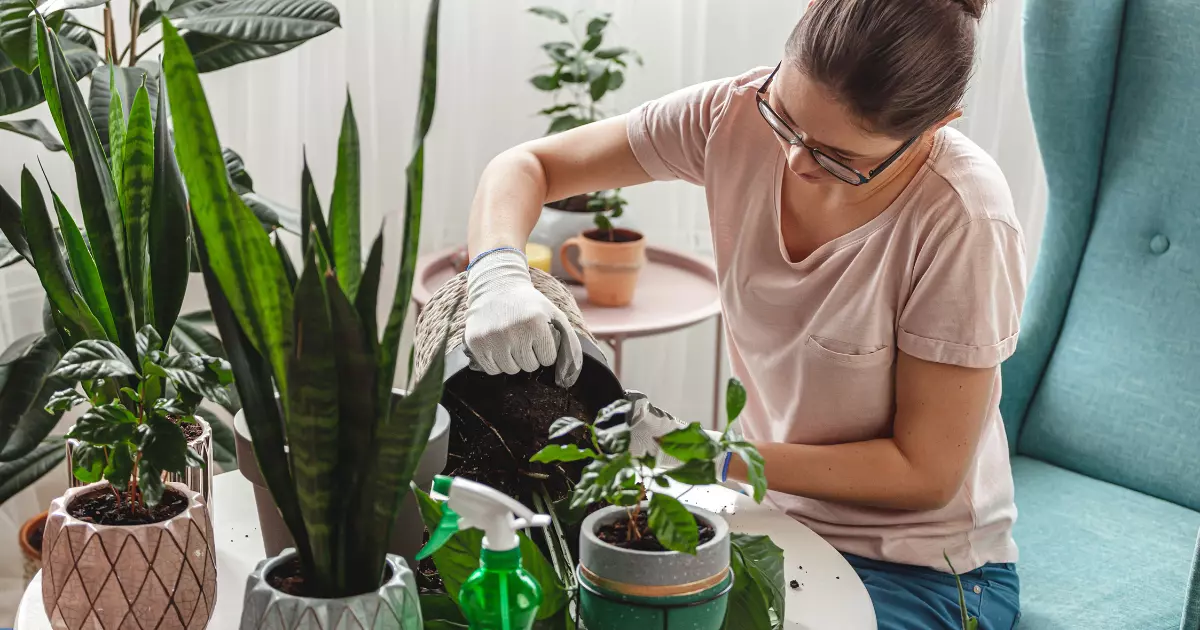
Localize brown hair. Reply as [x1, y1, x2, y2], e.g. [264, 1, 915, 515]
[785, 0, 987, 138]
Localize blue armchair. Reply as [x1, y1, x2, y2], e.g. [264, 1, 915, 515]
[1001, 0, 1200, 627]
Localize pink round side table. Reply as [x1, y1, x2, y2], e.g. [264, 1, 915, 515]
[412, 245, 726, 427]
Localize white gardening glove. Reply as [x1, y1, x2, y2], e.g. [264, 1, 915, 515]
[465, 250, 583, 387]
[625, 391, 726, 470]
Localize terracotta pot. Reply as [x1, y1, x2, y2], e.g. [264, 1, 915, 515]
[240, 548, 421, 630]
[41, 481, 217, 630]
[234, 390, 451, 571]
[19, 511, 47, 583]
[559, 228, 647, 307]
[531, 198, 637, 281]
[66, 417, 214, 513]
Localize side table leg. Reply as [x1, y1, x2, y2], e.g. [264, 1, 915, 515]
[609, 336, 624, 381]
[713, 314, 723, 430]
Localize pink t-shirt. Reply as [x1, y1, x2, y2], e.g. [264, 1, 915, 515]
[626, 68, 1026, 572]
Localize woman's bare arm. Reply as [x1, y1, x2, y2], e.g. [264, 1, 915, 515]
[468, 115, 654, 254]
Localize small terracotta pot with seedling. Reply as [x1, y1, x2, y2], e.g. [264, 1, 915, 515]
[559, 190, 647, 307]
[40, 326, 226, 630]
[532, 379, 779, 630]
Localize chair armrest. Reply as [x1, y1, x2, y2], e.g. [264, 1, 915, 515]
[1182, 527, 1200, 630]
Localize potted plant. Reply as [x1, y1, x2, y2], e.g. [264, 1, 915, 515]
[0, 0, 339, 577]
[39, 326, 223, 630]
[531, 379, 785, 629]
[558, 189, 646, 307]
[161, 0, 445, 623]
[526, 6, 645, 284]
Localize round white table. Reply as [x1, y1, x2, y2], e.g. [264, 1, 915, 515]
[16, 473, 876, 629]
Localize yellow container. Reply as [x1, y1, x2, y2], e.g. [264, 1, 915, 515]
[526, 243, 552, 273]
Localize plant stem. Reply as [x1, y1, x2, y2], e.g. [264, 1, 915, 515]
[127, 0, 140, 65]
[64, 20, 105, 37]
[138, 38, 162, 57]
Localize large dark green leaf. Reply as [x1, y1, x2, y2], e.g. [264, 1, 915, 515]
[37, 20, 136, 357]
[329, 93, 360, 298]
[182, 30, 301, 73]
[152, 352, 232, 406]
[353, 231, 382, 343]
[724, 536, 773, 630]
[0, 0, 37, 72]
[164, 19, 293, 398]
[170, 313, 225, 359]
[727, 534, 785, 629]
[193, 406, 237, 471]
[122, 85, 154, 328]
[141, 0, 227, 32]
[175, 0, 340, 44]
[727, 441, 766, 503]
[148, 72, 190, 336]
[0, 38, 97, 117]
[0, 119, 64, 150]
[285, 249, 340, 593]
[88, 63, 159, 151]
[0, 334, 58, 451]
[49, 186, 116, 340]
[659, 423, 721, 462]
[300, 155, 331, 267]
[648, 493, 699, 554]
[51, 339, 137, 381]
[0, 235, 22, 268]
[107, 67, 127, 188]
[378, 0, 437, 414]
[419, 593, 468, 628]
[0, 436, 65, 503]
[57, 13, 94, 51]
[0, 180, 30, 264]
[138, 413, 190, 476]
[36, 0, 107, 16]
[663, 458, 717, 486]
[69, 402, 138, 444]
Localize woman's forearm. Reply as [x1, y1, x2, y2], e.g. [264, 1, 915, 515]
[468, 149, 548, 254]
[727, 438, 959, 511]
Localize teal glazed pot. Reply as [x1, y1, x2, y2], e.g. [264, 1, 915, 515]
[577, 504, 732, 630]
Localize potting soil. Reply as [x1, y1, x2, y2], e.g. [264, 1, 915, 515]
[596, 510, 717, 553]
[67, 486, 189, 525]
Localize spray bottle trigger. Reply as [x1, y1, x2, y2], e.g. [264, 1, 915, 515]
[513, 515, 552, 530]
[416, 505, 461, 561]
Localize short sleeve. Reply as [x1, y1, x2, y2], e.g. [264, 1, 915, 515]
[626, 77, 736, 186]
[897, 219, 1028, 369]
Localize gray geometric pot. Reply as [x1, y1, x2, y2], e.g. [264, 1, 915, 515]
[234, 391, 451, 570]
[66, 417, 214, 511]
[239, 548, 421, 630]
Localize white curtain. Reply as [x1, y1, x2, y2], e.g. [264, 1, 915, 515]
[0, 1, 1044, 620]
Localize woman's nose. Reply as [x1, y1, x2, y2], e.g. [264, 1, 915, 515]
[786, 144, 818, 173]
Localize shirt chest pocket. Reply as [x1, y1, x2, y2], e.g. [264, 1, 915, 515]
[794, 335, 896, 443]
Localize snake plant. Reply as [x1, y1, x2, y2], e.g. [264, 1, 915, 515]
[162, 0, 445, 595]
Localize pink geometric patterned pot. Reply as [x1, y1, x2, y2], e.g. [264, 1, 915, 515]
[41, 481, 218, 630]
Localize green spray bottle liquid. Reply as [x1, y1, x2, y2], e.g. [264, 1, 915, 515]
[416, 475, 551, 630]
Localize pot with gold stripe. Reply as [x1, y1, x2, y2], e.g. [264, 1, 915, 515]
[577, 504, 732, 630]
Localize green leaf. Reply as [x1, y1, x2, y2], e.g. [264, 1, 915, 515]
[377, 0, 437, 422]
[589, 70, 608, 102]
[194, 406, 237, 471]
[944, 552, 979, 630]
[122, 85, 155, 329]
[541, 41, 573, 64]
[538, 103, 573, 116]
[223, 147, 253, 189]
[57, 14, 95, 51]
[586, 15, 608, 37]
[45, 387, 85, 412]
[69, 402, 138, 444]
[87, 63, 158, 152]
[648, 493, 698, 554]
[547, 114, 587, 134]
[170, 312, 226, 359]
[420, 593, 467, 627]
[0, 334, 61, 448]
[300, 154, 332, 266]
[0, 119, 64, 150]
[148, 71, 191, 336]
[530, 443, 597, 463]
[49, 185, 117, 340]
[102, 441, 134, 490]
[52, 339, 136, 381]
[182, 30, 302, 72]
[326, 271, 376, 536]
[607, 69, 624, 91]
[530, 74, 559, 91]
[658, 423, 720, 463]
[0, 437, 65, 503]
[527, 6, 567, 24]
[0, 181, 30, 264]
[353, 231, 382, 342]
[175, 0, 341, 44]
[582, 34, 601, 53]
[727, 441, 766, 503]
[594, 47, 628, 60]
[285, 250, 340, 594]
[663, 458, 717, 486]
[272, 234, 297, 290]
[35, 0, 107, 16]
[0, 38, 97, 117]
[108, 67, 127, 190]
[731, 534, 785, 628]
[548, 416, 587, 439]
[38, 20, 136, 359]
[329, 92, 361, 298]
[572, 452, 630, 509]
[140, 0, 225, 33]
[595, 420, 630, 454]
[154, 352, 232, 405]
[70, 442, 104, 483]
[0, 0, 38, 73]
[726, 377, 746, 426]
[725, 535, 774, 630]
[138, 413, 191, 476]
[164, 19, 294, 401]
[137, 460, 165, 505]
[136, 324, 163, 358]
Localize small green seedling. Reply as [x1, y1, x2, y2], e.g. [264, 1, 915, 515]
[944, 552, 980, 630]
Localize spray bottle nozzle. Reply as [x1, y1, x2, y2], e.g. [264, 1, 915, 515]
[416, 475, 551, 560]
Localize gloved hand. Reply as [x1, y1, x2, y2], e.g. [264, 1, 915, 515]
[465, 250, 583, 387]
[625, 391, 726, 471]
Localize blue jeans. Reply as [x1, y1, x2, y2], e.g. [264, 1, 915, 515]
[844, 554, 1021, 630]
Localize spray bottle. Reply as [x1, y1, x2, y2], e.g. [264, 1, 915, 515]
[416, 475, 551, 630]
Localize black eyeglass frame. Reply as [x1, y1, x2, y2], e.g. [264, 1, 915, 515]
[756, 62, 919, 186]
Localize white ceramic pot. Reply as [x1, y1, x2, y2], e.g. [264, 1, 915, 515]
[531, 201, 635, 281]
[239, 549, 421, 630]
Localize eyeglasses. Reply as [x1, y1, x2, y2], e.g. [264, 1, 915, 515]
[756, 62, 919, 186]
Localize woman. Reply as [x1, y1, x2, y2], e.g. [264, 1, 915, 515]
[463, 0, 1023, 627]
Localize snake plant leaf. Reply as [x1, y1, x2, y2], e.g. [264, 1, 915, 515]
[273, 233, 297, 290]
[88, 63, 158, 151]
[353, 231, 382, 344]
[195, 225, 313, 570]
[378, 0, 438, 412]
[37, 19, 136, 358]
[164, 18, 293, 397]
[121, 84, 154, 328]
[0, 119, 64, 150]
[287, 248, 339, 593]
[0, 436, 65, 503]
[140, 0, 224, 33]
[329, 93, 360, 298]
[175, 0, 340, 44]
[0, 180, 30, 264]
[21, 168, 105, 341]
[300, 154, 332, 269]
[148, 71, 190, 336]
[107, 67, 126, 190]
[49, 185, 117, 340]
[182, 30, 301, 73]
[326, 272, 375, 504]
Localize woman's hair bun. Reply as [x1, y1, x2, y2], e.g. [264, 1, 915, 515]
[953, 0, 987, 19]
